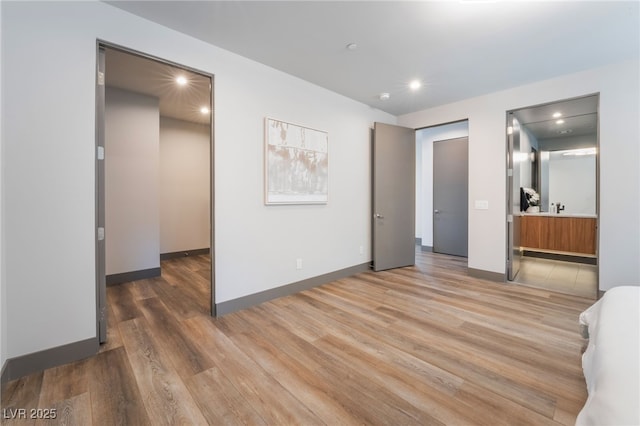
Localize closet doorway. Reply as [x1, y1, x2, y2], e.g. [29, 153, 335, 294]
[95, 42, 215, 342]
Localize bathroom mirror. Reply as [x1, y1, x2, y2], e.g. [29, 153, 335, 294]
[512, 95, 598, 214]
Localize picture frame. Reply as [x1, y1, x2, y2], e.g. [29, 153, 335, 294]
[265, 118, 328, 205]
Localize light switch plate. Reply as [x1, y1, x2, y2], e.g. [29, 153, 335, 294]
[474, 200, 489, 210]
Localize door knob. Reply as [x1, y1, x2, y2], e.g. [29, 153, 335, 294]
[374, 213, 384, 219]
[434, 210, 440, 214]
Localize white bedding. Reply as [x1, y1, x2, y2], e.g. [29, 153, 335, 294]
[576, 286, 640, 426]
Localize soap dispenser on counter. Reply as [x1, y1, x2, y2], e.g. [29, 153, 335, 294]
[550, 203, 557, 214]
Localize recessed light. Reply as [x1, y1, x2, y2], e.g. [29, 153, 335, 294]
[200, 106, 210, 114]
[555, 119, 565, 125]
[379, 92, 390, 101]
[346, 43, 358, 51]
[409, 80, 422, 91]
[558, 129, 573, 135]
[176, 76, 188, 86]
[552, 112, 562, 118]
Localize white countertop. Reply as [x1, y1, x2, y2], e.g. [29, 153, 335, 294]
[520, 212, 597, 218]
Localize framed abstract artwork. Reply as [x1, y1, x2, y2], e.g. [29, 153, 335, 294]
[265, 118, 328, 205]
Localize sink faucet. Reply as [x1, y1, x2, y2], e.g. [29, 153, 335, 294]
[556, 202, 565, 213]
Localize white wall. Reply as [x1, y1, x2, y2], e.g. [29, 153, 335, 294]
[1, 1, 394, 359]
[548, 153, 596, 215]
[159, 117, 210, 253]
[105, 87, 160, 275]
[415, 121, 469, 248]
[399, 60, 640, 290]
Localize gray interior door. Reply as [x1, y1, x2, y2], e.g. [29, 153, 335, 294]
[507, 113, 522, 280]
[433, 137, 468, 257]
[372, 122, 416, 271]
[96, 46, 107, 343]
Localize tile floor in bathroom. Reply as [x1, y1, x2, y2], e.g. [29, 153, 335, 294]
[515, 255, 598, 299]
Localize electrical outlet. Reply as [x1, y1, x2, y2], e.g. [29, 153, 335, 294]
[359, 245, 364, 255]
[296, 258, 303, 270]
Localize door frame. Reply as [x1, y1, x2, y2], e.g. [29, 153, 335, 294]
[505, 94, 600, 289]
[505, 112, 521, 280]
[415, 119, 469, 255]
[95, 40, 216, 342]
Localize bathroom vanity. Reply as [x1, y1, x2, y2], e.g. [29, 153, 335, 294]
[520, 213, 597, 255]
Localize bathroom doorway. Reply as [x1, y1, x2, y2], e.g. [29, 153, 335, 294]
[506, 94, 598, 298]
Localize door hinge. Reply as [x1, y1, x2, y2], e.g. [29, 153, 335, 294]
[97, 227, 105, 241]
[507, 168, 513, 177]
[507, 215, 513, 223]
[97, 71, 105, 86]
[97, 146, 104, 160]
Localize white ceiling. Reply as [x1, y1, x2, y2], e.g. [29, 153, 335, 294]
[104, 1, 639, 117]
[105, 48, 211, 124]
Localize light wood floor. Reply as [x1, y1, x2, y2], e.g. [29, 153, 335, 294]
[1, 251, 593, 425]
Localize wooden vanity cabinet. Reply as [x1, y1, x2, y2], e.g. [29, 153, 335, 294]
[520, 215, 596, 255]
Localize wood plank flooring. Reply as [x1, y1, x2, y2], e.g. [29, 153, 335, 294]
[1, 251, 594, 425]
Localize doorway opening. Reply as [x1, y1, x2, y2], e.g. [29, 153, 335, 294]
[371, 120, 469, 272]
[416, 120, 469, 258]
[95, 42, 215, 343]
[506, 94, 598, 299]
